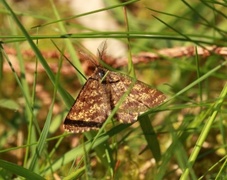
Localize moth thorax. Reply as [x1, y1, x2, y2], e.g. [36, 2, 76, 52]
[97, 69, 106, 78]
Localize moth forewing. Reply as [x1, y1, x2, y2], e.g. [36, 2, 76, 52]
[108, 72, 166, 124]
[108, 76, 138, 122]
[64, 71, 111, 133]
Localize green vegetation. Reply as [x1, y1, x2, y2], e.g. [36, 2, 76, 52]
[0, 0, 226, 179]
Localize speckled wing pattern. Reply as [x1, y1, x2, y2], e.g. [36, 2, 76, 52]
[64, 67, 166, 133]
[64, 71, 111, 132]
[106, 70, 166, 123]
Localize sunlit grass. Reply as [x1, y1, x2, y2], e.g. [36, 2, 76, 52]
[0, 0, 226, 179]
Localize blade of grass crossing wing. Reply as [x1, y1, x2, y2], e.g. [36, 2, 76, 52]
[49, 4, 115, 175]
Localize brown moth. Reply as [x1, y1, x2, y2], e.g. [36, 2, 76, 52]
[64, 63, 166, 133]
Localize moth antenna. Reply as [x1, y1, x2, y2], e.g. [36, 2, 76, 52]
[96, 41, 117, 71]
[73, 42, 99, 68]
[80, 50, 97, 64]
[97, 40, 108, 62]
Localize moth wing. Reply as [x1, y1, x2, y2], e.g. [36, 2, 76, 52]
[108, 72, 166, 123]
[64, 78, 111, 133]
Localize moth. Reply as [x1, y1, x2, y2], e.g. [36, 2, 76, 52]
[64, 61, 166, 133]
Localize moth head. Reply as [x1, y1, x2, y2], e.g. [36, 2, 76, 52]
[93, 67, 119, 83]
[94, 67, 110, 83]
[97, 68, 106, 78]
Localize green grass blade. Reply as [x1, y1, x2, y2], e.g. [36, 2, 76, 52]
[139, 115, 161, 162]
[63, 167, 85, 180]
[36, 0, 139, 28]
[1, 0, 72, 106]
[0, 42, 3, 80]
[180, 83, 227, 179]
[29, 55, 62, 171]
[0, 159, 44, 180]
[41, 124, 130, 175]
[49, 0, 85, 85]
